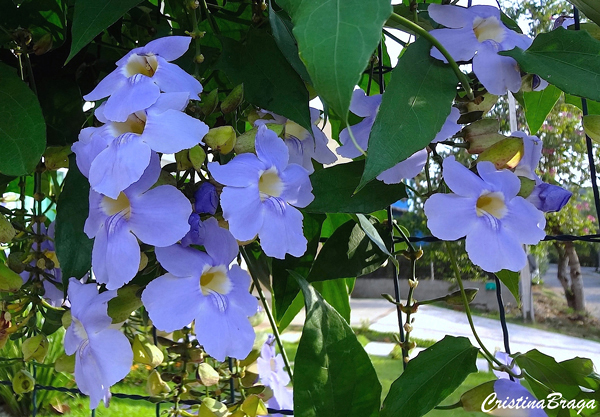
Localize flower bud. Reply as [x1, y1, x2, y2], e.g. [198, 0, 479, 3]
[189, 145, 206, 173]
[526, 182, 572, 213]
[43, 146, 71, 170]
[221, 84, 244, 114]
[0, 214, 15, 243]
[461, 119, 507, 154]
[147, 370, 171, 396]
[477, 137, 524, 170]
[194, 182, 218, 215]
[54, 353, 75, 373]
[197, 362, 220, 386]
[517, 177, 536, 198]
[107, 284, 143, 323]
[132, 334, 164, 368]
[0, 311, 12, 349]
[204, 126, 237, 155]
[12, 369, 35, 394]
[199, 398, 228, 417]
[7, 252, 26, 274]
[175, 150, 194, 171]
[61, 310, 72, 329]
[234, 124, 284, 154]
[22, 334, 48, 362]
[0, 262, 24, 292]
[241, 394, 269, 417]
[200, 89, 219, 116]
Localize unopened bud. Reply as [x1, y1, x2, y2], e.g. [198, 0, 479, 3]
[189, 145, 206, 173]
[0, 214, 15, 243]
[234, 124, 284, 154]
[0, 262, 23, 292]
[200, 89, 219, 116]
[403, 323, 413, 333]
[221, 84, 244, 114]
[175, 150, 193, 171]
[478, 137, 524, 169]
[204, 126, 237, 154]
[7, 252, 26, 274]
[147, 370, 171, 396]
[459, 92, 498, 115]
[133, 334, 164, 368]
[408, 279, 418, 289]
[194, 54, 205, 64]
[13, 369, 35, 394]
[197, 362, 220, 386]
[54, 353, 75, 373]
[526, 182, 572, 213]
[194, 182, 218, 215]
[22, 334, 48, 362]
[444, 288, 478, 306]
[241, 394, 269, 417]
[43, 146, 71, 170]
[461, 119, 506, 154]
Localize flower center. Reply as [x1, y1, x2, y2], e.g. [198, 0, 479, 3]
[472, 16, 505, 43]
[71, 317, 89, 342]
[259, 168, 283, 200]
[124, 54, 159, 78]
[101, 192, 132, 220]
[476, 191, 507, 219]
[200, 265, 232, 296]
[270, 357, 278, 372]
[112, 111, 147, 136]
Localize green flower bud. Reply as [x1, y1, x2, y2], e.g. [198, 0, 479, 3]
[241, 394, 269, 417]
[175, 150, 194, 171]
[234, 124, 284, 154]
[12, 369, 35, 394]
[132, 334, 164, 368]
[147, 369, 171, 396]
[61, 310, 72, 329]
[204, 126, 237, 155]
[189, 145, 206, 172]
[460, 381, 496, 412]
[477, 137, 524, 170]
[198, 398, 229, 417]
[460, 119, 506, 154]
[221, 84, 244, 114]
[43, 146, 71, 170]
[0, 262, 23, 292]
[200, 89, 219, 116]
[517, 176, 536, 198]
[197, 362, 220, 386]
[0, 214, 15, 243]
[54, 353, 75, 373]
[107, 284, 143, 323]
[22, 334, 48, 362]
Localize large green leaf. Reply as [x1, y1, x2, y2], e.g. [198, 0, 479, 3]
[272, 213, 324, 325]
[67, 0, 144, 63]
[523, 85, 562, 135]
[359, 38, 457, 189]
[294, 274, 381, 417]
[380, 336, 479, 417]
[217, 29, 312, 132]
[502, 29, 600, 103]
[307, 219, 390, 282]
[568, 0, 600, 26]
[305, 160, 407, 213]
[515, 349, 581, 400]
[565, 94, 600, 115]
[0, 63, 46, 176]
[277, 0, 392, 118]
[55, 155, 93, 286]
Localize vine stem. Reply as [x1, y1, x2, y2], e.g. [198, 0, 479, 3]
[387, 12, 474, 100]
[240, 248, 294, 383]
[444, 242, 520, 376]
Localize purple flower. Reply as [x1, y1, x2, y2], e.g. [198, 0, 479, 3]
[428, 4, 532, 95]
[194, 182, 218, 215]
[257, 335, 292, 412]
[208, 125, 314, 259]
[336, 89, 382, 159]
[142, 218, 258, 361]
[511, 131, 542, 181]
[73, 92, 208, 199]
[64, 279, 133, 409]
[255, 108, 337, 173]
[482, 379, 548, 416]
[526, 182, 571, 213]
[376, 149, 428, 185]
[180, 213, 205, 248]
[83, 36, 203, 122]
[493, 351, 521, 380]
[424, 156, 546, 272]
[85, 154, 192, 290]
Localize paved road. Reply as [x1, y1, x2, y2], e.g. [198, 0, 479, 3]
[542, 264, 600, 319]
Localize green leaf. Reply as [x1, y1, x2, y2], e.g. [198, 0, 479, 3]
[107, 284, 143, 323]
[359, 38, 456, 189]
[559, 357, 600, 391]
[217, 29, 312, 132]
[565, 94, 600, 114]
[67, 0, 144, 63]
[0, 63, 46, 176]
[523, 85, 562, 134]
[277, 0, 392, 118]
[380, 336, 479, 417]
[583, 115, 600, 143]
[495, 270, 520, 304]
[356, 214, 396, 269]
[501, 29, 600, 103]
[515, 349, 581, 399]
[568, 0, 600, 26]
[293, 273, 381, 417]
[272, 213, 324, 325]
[308, 219, 390, 282]
[305, 160, 407, 213]
[55, 155, 93, 287]
[269, 1, 311, 82]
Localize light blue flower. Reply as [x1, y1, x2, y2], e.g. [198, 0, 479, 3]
[83, 36, 203, 122]
[490, 379, 548, 416]
[64, 279, 133, 409]
[142, 217, 258, 361]
[428, 4, 532, 95]
[424, 156, 546, 272]
[526, 182, 571, 213]
[73, 92, 208, 199]
[85, 154, 191, 290]
[257, 335, 293, 414]
[208, 125, 314, 259]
